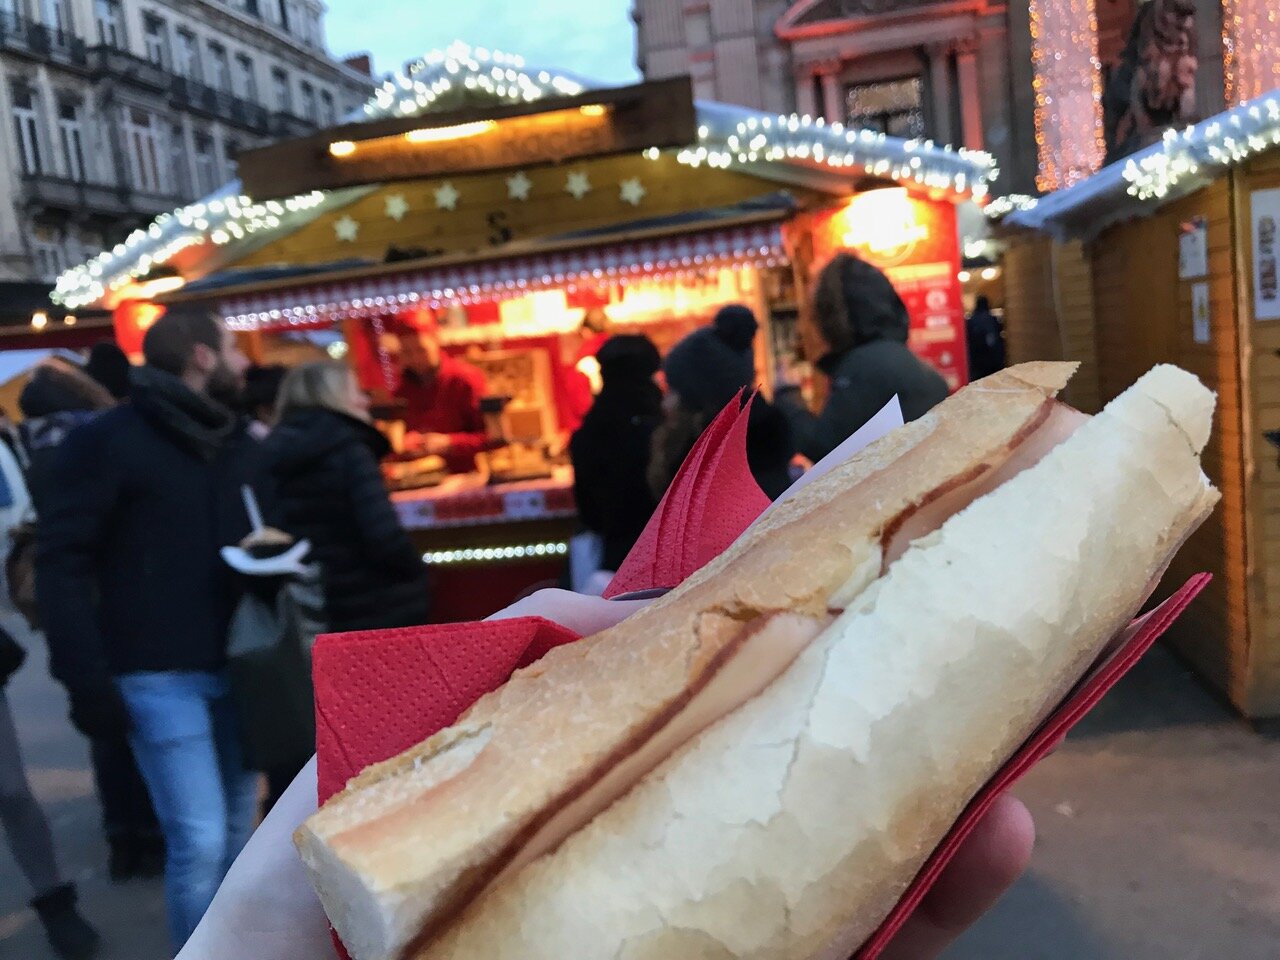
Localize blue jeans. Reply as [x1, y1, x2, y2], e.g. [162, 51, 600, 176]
[117, 671, 258, 949]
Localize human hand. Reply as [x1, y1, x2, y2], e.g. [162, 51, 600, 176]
[877, 794, 1035, 959]
[421, 432, 453, 456]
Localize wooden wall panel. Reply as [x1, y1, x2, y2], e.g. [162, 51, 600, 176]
[1002, 235, 1101, 412]
[1238, 150, 1280, 715]
[1089, 178, 1253, 710]
[236, 154, 801, 270]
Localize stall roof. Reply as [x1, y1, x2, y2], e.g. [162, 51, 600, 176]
[50, 42, 997, 312]
[1005, 90, 1280, 241]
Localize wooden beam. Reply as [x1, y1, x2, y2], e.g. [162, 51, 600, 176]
[238, 77, 699, 201]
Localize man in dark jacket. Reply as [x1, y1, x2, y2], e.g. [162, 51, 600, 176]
[777, 253, 949, 462]
[36, 307, 258, 950]
[19, 360, 162, 882]
[966, 294, 1007, 381]
[570, 335, 664, 572]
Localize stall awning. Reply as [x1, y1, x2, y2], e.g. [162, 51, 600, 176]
[219, 216, 788, 331]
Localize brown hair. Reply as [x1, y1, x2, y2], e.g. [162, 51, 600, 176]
[142, 305, 223, 375]
[275, 361, 362, 421]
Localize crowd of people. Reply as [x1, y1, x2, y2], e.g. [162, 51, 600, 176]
[0, 252, 1005, 959]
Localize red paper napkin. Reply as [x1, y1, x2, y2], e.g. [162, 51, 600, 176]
[604, 391, 768, 598]
[311, 391, 1209, 958]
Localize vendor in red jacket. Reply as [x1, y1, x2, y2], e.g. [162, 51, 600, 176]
[394, 328, 492, 473]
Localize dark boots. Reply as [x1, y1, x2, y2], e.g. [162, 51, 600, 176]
[108, 831, 164, 881]
[30, 883, 101, 960]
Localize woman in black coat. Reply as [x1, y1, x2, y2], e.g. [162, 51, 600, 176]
[262, 362, 429, 632]
[570, 335, 664, 573]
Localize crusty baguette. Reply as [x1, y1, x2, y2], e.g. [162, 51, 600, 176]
[424, 364, 1216, 960]
[297, 363, 1216, 960]
[296, 362, 1078, 960]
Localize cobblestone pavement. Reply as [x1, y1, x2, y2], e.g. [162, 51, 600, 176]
[2, 614, 1278, 960]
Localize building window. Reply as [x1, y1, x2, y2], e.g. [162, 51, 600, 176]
[95, 0, 125, 47]
[208, 43, 230, 92]
[244, 0, 261, 16]
[144, 13, 169, 68]
[124, 107, 165, 194]
[43, 0, 73, 35]
[177, 29, 201, 80]
[234, 53, 258, 102]
[57, 99, 86, 181]
[319, 89, 335, 125]
[271, 67, 291, 113]
[31, 227, 67, 282]
[299, 81, 317, 122]
[169, 121, 190, 196]
[194, 131, 217, 194]
[11, 85, 43, 176]
[223, 138, 239, 178]
[845, 77, 926, 139]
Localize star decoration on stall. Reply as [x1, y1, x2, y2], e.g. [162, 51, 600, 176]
[565, 170, 592, 201]
[333, 215, 359, 242]
[507, 171, 533, 201]
[619, 177, 647, 206]
[384, 194, 410, 221]
[434, 182, 460, 211]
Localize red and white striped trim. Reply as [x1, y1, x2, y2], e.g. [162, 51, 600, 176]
[220, 221, 787, 331]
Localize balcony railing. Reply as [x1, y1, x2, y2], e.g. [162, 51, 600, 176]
[0, 10, 88, 66]
[87, 44, 169, 90]
[88, 45, 283, 135]
[20, 171, 181, 220]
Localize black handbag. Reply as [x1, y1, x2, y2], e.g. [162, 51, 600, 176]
[0, 624, 26, 687]
[226, 574, 324, 771]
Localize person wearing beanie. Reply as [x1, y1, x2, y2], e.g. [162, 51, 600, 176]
[570, 335, 664, 572]
[776, 253, 949, 462]
[17, 360, 163, 884]
[85, 342, 132, 401]
[649, 306, 796, 502]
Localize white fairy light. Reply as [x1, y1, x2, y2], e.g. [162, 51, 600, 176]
[1122, 91, 1280, 200]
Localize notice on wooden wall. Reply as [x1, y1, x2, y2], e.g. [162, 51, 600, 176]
[1252, 188, 1280, 321]
[1192, 282, 1211, 344]
[1179, 217, 1208, 279]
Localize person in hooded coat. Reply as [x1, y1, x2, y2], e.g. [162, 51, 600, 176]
[569, 335, 663, 573]
[18, 360, 162, 884]
[649, 305, 796, 502]
[966, 294, 1006, 381]
[776, 253, 949, 462]
[262, 362, 429, 633]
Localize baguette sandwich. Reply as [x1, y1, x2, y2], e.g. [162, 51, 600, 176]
[296, 362, 1218, 960]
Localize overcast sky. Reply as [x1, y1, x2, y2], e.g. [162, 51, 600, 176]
[323, 1, 640, 84]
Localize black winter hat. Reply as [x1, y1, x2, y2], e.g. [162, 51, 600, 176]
[86, 341, 132, 400]
[597, 334, 661, 387]
[663, 324, 754, 415]
[712, 304, 759, 353]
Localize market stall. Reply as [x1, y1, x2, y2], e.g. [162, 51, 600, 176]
[997, 90, 1280, 719]
[48, 45, 996, 621]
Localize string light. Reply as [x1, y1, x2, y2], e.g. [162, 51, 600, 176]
[52, 191, 326, 309]
[1223, 1, 1280, 106]
[1029, 0, 1104, 191]
[1123, 92, 1280, 200]
[681, 109, 996, 201]
[422, 542, 569, 565]
[984, 194, 1040, 220]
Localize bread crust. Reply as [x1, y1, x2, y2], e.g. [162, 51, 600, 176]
[295, 362, 1218, 960]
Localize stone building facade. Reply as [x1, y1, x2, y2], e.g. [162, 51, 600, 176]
[0, 0, 373, 281]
